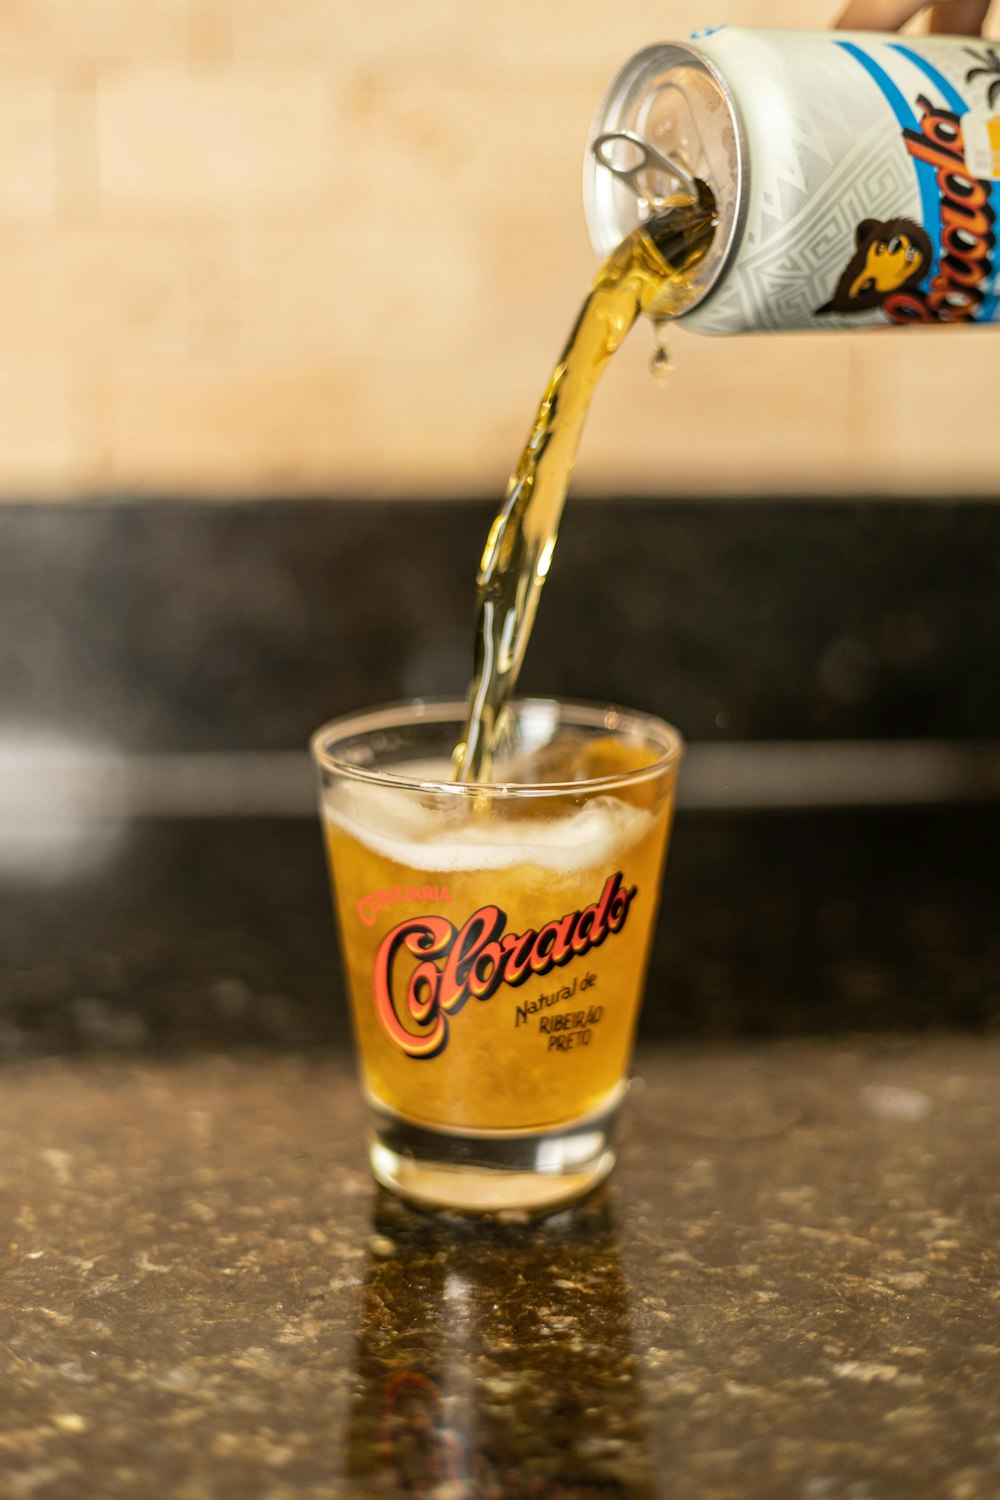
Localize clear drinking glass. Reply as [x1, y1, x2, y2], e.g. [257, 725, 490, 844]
[311, 698, 682, 1213]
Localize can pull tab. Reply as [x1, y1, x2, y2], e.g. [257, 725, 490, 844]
[591, 130, 699, 207]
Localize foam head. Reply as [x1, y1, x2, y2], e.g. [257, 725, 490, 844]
[324, 762, 652, 874]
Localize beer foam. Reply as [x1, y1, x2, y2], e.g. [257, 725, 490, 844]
[324, 774, 652, 874]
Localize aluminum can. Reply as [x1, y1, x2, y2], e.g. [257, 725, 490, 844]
[585, 27, 1000, 330]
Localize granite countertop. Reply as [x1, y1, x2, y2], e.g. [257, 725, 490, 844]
[2, 1037, 998, 1499]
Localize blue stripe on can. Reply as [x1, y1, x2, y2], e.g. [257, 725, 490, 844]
[835, 40, 919, 129]
[980, 194, 1000, 319]
[888, 43, 969, 115]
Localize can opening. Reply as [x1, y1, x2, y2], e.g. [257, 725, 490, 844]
[585, 43, 744, 319]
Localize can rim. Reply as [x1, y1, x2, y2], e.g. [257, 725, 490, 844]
[583, 40, 747, 320]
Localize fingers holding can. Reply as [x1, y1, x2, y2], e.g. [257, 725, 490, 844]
[928, 0, 993, 33]
[835, 0, 991, 33]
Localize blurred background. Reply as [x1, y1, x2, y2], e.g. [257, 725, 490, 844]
[0, 0, 998, 1053]
[2, 0, 997, 500]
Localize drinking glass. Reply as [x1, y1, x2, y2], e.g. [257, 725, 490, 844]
[311, 697, 682, 1212]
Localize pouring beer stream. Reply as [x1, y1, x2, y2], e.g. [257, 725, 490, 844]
[453, 167, 717, 784]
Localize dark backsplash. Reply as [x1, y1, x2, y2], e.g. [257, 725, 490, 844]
[1, 496, 998, 1052]
[2, 497, 998, 752]
[0, 808, 996, 1058]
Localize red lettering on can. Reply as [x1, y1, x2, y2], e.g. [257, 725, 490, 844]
[886, 97, 995, 326]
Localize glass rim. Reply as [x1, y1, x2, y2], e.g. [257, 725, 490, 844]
[309, 696, 683, 799]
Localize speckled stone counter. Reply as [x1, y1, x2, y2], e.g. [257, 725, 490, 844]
[2, 1038, 997, 1499]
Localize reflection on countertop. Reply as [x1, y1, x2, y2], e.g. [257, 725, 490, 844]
[348, 1191, 652, 1497]
[2, 1038, 998, 1498]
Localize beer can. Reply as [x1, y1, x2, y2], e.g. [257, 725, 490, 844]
[584, 28, 1000, 330]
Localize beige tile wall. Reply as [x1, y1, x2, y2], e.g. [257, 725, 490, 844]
[1, 0, 997, 499]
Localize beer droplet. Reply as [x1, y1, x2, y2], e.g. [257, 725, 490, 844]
[650, 320, 673, 380]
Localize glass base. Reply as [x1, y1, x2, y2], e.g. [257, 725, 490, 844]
[366, 1086, 625, 1214]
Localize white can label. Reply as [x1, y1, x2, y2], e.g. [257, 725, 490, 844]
[689, 32, 1000, 331]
